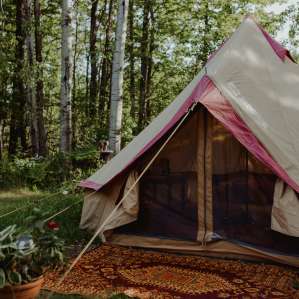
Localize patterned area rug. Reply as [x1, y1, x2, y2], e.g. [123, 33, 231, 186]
[44, 244, 299, 299]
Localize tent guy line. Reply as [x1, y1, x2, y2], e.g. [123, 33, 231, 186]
[0, 190, 72, 219]
[45, 101, 195, 299]
[79, 17, 299, 267]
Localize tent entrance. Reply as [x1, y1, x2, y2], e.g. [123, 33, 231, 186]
[115, 108, 299, 255]
[116, 111, 200, 241]
[117, 171, 198, 240]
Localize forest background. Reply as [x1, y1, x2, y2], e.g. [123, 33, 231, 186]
[1, 0, 299, 190]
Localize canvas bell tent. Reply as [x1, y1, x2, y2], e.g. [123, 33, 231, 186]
[79, 17, 299, 267]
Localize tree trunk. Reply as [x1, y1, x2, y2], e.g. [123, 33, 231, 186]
[84, 25, 90, 118]
[109, 0, 129, 154]
[138, 0, 150, 131]
[72, 5, 78, 147]
[9, 0, 27, 156]
[24, 0, 38, 155]
[0, 120, 3, 160]
[98, 0, 113, 130]
[128, 0, 136, 121]
[145, 4, 155, 122]
[194, 0, 210, 74]
[60, 0, 73, 153]
[34, 0, 48, 156]
[89, 0, 99, 118]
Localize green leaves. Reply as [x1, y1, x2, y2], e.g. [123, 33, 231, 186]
[7, 271, 22, 285]
[0, 215, 64, 286]
[0, 268, 6, 288]
[0, 225, 16, 242]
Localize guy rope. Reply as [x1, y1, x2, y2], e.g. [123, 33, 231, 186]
[46, 103, 197, 299]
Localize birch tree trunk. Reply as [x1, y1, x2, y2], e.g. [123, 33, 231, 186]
[89, 0, 99, 118]
[109, 0, 129, 154]
[60, 0, 73, 153]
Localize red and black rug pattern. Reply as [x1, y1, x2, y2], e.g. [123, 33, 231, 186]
[44, 244, 299, 298]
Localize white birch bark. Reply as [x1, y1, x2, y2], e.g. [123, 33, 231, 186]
[109, 0, 129, 154]
[60, 0, 73, 153]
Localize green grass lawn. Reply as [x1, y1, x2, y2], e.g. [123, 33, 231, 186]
[0, 188, 92, 245]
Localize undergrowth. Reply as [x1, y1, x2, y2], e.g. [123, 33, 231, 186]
[0, 147, 102, 191]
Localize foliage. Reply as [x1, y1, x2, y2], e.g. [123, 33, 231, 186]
[0, 148, 101, 190]
[0, 208, 64, 288]
[0, 0, 293, 162]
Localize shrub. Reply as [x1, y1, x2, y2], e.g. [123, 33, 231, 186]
[0, 147, 102, 190]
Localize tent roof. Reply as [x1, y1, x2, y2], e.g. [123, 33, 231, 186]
[80, 17, 299, 192]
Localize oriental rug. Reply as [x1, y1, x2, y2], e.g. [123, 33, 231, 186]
[44, 244, 299, 299]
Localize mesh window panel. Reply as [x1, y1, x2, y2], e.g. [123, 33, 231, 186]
[117, 113, 199, 241]
[212, 119, 299, 255]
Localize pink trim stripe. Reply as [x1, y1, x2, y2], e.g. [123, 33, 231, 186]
[78, 180, 102, 190]
[80, 75, 299, 193]
[258, 26, 295, 62]
[80, 19, 297, 192]
[199, 78, 299, 193]
[79, 76, 211, 191]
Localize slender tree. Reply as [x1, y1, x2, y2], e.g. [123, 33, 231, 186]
[109, 0, 129, 153]
[128, 0, 136, 120]
[144, 4, 155, 122]
[89, 0, 99, 118]
[138, 0, 150, 131]
[72, 4, 79, 147]
[33, 0, 48, 156]
[9, 0, 27, 155]
[98, 0, 113, 130]
[24, 0, 38, 155]
[0, 118, 4, 160]
[60, 0, 73, 153]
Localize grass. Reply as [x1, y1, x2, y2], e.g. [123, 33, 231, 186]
[0, 188, 92, 245]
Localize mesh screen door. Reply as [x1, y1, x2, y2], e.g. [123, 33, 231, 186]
[117, 113, 199, 241]
[212, 119, 299, 254]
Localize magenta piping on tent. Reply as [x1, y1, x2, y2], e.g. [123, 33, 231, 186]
[80, 75, 299, 193]
[208, 17, 294, 64]
[79, 20, 296, 192]
[199, 77, 299, 193]
[79, 180, 102, 190]
[258, 26, 295, 62]
[79, 76, 211, 191]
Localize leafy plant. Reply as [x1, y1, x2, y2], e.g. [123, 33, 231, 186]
[0, 208, 64, 288]
[0, 151, 100, 190]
